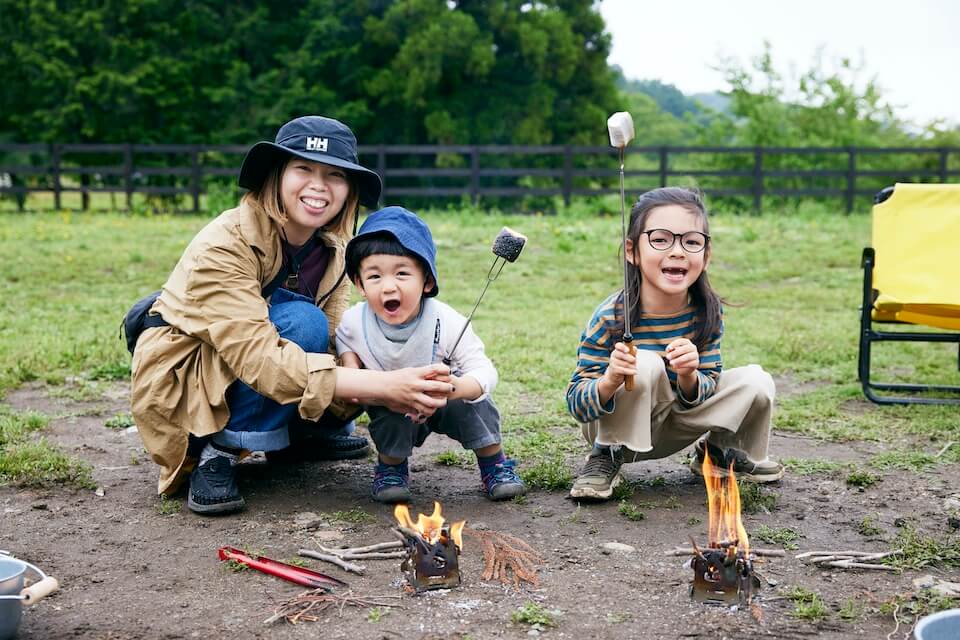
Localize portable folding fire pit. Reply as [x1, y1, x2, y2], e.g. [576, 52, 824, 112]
[688, 452, 761, 605]
[393, 502, 465, 592]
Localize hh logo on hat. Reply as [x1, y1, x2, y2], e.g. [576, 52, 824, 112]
[305, 136, 328, 152]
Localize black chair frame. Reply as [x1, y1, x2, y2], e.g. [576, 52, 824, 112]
[858, 247, 960, 405]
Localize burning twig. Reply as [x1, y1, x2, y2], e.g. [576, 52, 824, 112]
[263, 589, 401, 625]
[795, 549, 902, 572]
[668, 546, 786, 558]
[463, 527, 544, 588]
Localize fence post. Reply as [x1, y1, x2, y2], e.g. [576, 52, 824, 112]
[659, 147, 668, 187]
[51, 144, 62, 210]
[124, 144, 133, 211]
[940, 148, 949, 183]
[562, 145, 572, 207]
[191, 146, 202, 212]
[377, 145, 386, 203]
[752, 147, 763, 213]
[470, 147, 480, 205]
[846, 147, 856, 214]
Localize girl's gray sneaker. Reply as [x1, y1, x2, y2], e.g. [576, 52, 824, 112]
[569, 448, 623, 500]
[689, 440, 784, 483]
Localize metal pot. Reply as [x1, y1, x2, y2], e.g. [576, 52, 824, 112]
[0, 552, 59, 640]
[915, 608, 960, 640]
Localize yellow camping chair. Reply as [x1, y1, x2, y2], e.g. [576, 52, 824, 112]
[858, 183, 960, 404]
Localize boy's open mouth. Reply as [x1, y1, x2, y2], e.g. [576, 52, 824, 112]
[384, 300, 401, 313]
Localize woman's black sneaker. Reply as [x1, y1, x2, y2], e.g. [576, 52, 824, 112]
[187, 456, 245, 515]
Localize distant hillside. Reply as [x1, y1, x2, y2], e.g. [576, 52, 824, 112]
[613, 68, 729, 118]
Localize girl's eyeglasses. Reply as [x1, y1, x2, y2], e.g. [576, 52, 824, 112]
[641, 229, 710, 253]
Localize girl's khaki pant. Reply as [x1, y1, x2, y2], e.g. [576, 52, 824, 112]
[580, 351, 776, 463]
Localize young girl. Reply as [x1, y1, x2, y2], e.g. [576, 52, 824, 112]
[130, 116, 454, 515]
[565, 187, 782, 500]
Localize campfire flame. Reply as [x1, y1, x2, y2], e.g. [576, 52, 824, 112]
[394, 501, 465, 550]
[702, 452, 749, 555]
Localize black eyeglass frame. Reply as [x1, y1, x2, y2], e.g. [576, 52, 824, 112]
[640, 229, 711, 253]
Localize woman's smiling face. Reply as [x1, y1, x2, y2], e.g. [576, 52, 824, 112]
[280, 158, 351, 245]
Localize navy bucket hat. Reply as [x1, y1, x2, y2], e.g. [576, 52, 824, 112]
[238, 115, 383, 208]
[346, 206, 439, 297]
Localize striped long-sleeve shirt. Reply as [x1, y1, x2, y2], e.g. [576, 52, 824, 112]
[565, 292, 723, 423]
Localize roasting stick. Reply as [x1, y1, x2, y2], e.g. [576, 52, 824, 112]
[607, 112, 637, 393]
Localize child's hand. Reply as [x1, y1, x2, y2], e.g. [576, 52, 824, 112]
[665, 338, 699, 396]
[598, 341, 637, 402]
[381, 364, 452, 419]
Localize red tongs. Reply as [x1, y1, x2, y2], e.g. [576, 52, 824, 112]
[218, 546, 347, 590]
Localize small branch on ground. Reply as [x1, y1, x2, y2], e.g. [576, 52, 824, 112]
[795, 549, 902, 572]
[298, 549, 366, 575]
[264, 589, 401, 625]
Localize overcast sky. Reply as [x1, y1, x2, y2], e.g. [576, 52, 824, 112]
[599, 0, 959, 126]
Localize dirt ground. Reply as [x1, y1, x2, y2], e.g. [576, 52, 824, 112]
[2, 381, 957, 640]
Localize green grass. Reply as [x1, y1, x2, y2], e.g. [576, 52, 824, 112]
[617, 500, 645, 521]
[785, 587, 829, 621]
[0, 408, 94, 488]
[782, 457, 845, 475]
[322, 507, 376, 525]
[1, 208, 958, 490]
[846, 469, 881, 488]
[104, 413, 136, 430]
[755, 524, 802, 550]
[511, 602, 559, 628]
[886, 526, 960, 570]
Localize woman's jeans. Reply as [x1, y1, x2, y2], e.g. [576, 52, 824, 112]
[211, 288, 352, 452]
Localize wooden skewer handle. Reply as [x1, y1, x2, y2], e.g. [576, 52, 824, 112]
[623, 341, 636, 391]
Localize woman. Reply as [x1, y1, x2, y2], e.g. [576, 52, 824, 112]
[130, 116, 452, 515]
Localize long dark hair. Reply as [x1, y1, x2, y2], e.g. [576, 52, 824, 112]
[622, 187, 723, 351]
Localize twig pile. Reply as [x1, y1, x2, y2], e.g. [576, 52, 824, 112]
[795, 549, 902, 571]
[299, 540, 406, 575]
[263, 589, 401, 625]
[464, 527, 544, 588]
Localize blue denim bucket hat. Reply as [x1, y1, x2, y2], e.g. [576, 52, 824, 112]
[346, 206, 439, 297]
[238, 115, 382, 208]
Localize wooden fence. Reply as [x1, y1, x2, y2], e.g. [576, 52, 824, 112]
[1, 143, 958, 212]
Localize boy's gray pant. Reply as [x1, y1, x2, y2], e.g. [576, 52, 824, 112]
[581, 351, 776, 463]
[367, 398, 501, 459]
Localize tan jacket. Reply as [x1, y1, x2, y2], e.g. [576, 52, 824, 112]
[130, 202, 351, 495]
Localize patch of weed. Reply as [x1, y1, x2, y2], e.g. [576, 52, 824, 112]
[434, 451, 473, 467]
[0, 439, 95, 489]
[756, 525, 802, 550]
[617, 501, 645, 521]
[857, 515, 883, 537]
[519, 456, 572, 490]
[886, 526, 960, 570]
[606, 611, 632, 624]
[324, 507, 376, 525]
[739, 483, 777, 514]
[687, 516, 702, 526]
[846, 468, 880, 488]
[511, 602, 559, 628]
[785, 587, 829, 621]
[611, 481, 635, 501]
[224, 559, 249, 572]
[366, 607, 389, 623]
[104, 413, 135, 430]
[837, 598, 863, 621]
[156, 496, 181, 516]
[512, 494, 528, 505]
[869, 450, 937, 472]
[285, 558, 308, 568]
[782, 457, 844, 475]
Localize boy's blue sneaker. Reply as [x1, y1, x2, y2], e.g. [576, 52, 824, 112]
[480, 458, 527, 501]
[372, 460, 411, 503]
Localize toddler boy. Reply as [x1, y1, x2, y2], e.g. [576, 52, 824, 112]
[337, 206, 526, 503]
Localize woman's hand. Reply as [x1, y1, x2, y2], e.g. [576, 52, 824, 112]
[665, 338, 700, 397]
[379, 364, 453, 419]
[597, 341, 636, 404]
